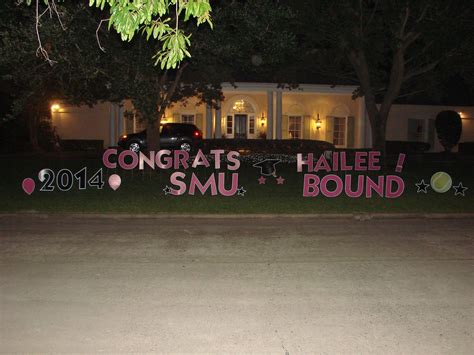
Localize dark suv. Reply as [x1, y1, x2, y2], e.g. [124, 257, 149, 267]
[118, 123, 203, 153]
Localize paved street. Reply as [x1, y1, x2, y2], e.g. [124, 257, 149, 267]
[0, 215, 472, 353]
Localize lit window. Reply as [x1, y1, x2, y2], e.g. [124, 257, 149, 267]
[249, 115, 255, 134]
[288, 116, 302, 139]
[230, 99, 255, 113]
[333, 117, 346, 146]
[227, 115, 233, 135]
[181, 114, 195, 124]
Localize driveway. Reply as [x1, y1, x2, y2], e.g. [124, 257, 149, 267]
[0, 215, 472, 353]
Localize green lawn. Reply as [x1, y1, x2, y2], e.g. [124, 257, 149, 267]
[1, 154, 472, 214]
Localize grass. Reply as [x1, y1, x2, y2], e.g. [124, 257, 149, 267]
[0, 154, 473, 214]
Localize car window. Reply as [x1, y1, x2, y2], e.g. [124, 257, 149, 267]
[161, 125, 170, 136]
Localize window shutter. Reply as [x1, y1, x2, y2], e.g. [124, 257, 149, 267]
[195, 113, 203, 131]
[325, 116, 334, 143]
[282, 115, 289, 139]
[407, 119, 417, 141]
[347, 116, 355, 148]
[172, 113, 180, 123]
[303, 115, 311, 140]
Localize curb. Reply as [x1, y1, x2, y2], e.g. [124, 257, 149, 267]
[1, 212, 474, 220]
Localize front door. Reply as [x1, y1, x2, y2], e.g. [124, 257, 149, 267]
[234, 114, 247, 139]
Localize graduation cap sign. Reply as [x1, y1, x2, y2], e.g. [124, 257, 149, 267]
[253, 159, 281, 177]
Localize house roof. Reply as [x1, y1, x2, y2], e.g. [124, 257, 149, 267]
[221, 82, 358, 95]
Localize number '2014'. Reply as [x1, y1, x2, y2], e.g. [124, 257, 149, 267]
[39, 168, 104, 192]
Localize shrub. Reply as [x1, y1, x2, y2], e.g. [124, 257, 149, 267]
[386, 141, 430, 154]
[435, 110, 462, 152]
[458, 141, 474, 154]
[59, 139, 104, 152]
[201, 139, 334, 155]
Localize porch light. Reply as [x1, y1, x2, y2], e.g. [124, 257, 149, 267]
[315, 114, 322, 130]
[260, 112, 266, 126]
[51, 103, 61, 112]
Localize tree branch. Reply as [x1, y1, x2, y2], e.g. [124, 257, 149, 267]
[96, 18, 110, 52]
[403, 60, 440, 82]
[35, 0, 56, 65]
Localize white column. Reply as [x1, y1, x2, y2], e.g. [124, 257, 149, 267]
[215, 101, 221, 139]
[276, 91, 282, 139]
[117, 103, 124, 136]
[109, 103, 116, 147]
[205, 104, 212, 139]
[423, 117, 429, 143]
[267, 91, 274, 139]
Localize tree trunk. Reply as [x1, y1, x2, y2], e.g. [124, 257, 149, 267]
[146, 120, 160, 152]
[366, 110, 389, 157]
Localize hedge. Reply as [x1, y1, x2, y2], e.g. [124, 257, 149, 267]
[59, 139, 104, 152]
[459, 142, 474, 154]
[201, 139, 335, 155]
[386, 140, 430, 154]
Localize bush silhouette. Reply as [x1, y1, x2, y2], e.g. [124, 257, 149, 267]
[435, 111, 462, 152]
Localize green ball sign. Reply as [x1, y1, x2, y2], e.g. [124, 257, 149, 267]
[430, 172, 452, 193]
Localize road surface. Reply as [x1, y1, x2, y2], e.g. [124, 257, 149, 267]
[0, 215, 473, 353]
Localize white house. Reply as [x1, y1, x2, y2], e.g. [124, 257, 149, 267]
[50, 82, 474, 151]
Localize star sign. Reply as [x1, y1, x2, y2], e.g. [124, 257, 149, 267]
[276, 176, 285, 185]
[163, 185, 172, 195]
[237, 186, 246, 196]
[415, 179, 429, 193]
[453, 182, 468, 196]
[258, 176, 266, 185]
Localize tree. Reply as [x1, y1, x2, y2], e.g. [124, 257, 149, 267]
[2, 0, 295, 151]
[435, 111, 462, 152]
[294, 0, 474, 152]
[1, 2, 111, 150]
[22, 0, 213, 69]
[101, 0, 295, 150]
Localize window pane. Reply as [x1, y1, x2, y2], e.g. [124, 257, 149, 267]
[289, 116, 302, 139]
[333, 117, 346, 146]
[181, 114, 195, 124]
[249, 115, 255, 134]
[227, 115, 233, 134]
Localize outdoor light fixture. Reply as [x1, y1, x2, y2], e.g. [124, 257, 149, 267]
[315, 113, 322, 130]
[232, 99, 245, 112]
[260, 112, 266, 126]
[51, 103, 61, 112]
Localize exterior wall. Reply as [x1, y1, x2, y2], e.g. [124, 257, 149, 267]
[166, 97, 209, 137]
[51, 102, 112, 147]
[386, 105, 474, 152]
[50, 83, 473, 151]
[282, 92, 361, 145]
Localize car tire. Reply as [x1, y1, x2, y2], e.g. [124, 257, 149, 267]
[127, 141, 142, 153]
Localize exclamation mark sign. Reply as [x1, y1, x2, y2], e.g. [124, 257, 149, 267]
[395, 153, 406, 173]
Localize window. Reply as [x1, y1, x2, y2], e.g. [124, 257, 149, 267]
[407, 118, 424, 142]
[181, 114, 195, 124]
[249, 115, 255, 135]
[288, 116, 302, 139]
[333, 117, 346, 146]
[227, 115, 233, 135]
[230, 99, 255, 114]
